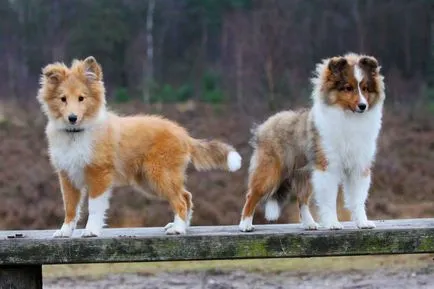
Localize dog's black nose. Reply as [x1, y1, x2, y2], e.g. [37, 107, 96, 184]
[357, 103, 367, 111]
[68, 114, 78, 124]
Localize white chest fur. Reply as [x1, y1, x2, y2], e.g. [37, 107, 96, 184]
[313, 103, 383, 174]
[46, 123, 95, 189]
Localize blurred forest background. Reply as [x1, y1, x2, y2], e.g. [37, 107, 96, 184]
[0, 0, 433, 230]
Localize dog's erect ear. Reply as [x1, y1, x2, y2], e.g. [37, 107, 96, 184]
[83, 56, 102, 81]
[359, 56, 379, 75]
[42, 64, 67, 84]
[328, 57, 348, 75]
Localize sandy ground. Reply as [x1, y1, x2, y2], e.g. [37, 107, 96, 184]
[45, 265, 434, 289]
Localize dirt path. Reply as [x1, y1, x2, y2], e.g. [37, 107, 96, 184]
[45, 266, 434, 289]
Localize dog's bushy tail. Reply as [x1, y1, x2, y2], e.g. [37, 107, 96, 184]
[264, 180, 291, 221]
[189, 138, 242, 172]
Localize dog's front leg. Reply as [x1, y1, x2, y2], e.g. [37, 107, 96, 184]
[81, 167, 113, 237]
[53, 172, 84, 238]
[343, 168, 375, 229]
[312, 169, 343, 230]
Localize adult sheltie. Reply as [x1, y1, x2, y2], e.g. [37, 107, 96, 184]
[37, 56, 242, 237]
[239, 53, 385, 232]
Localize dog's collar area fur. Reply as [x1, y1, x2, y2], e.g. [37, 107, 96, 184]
[64, 127, 85, 133]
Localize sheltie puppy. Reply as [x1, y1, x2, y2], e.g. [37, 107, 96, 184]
[37, 56, 242, 237]
[239, 53, 385, 231]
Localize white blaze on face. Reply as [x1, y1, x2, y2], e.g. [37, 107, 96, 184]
[354, 65, 368, 109]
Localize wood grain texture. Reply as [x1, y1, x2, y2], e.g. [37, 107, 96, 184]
[0, 265, 42, 289]
[0, 219, 434, 265]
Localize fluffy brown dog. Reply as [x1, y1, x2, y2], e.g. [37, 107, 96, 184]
[37, 56, 242, 237]
[239, 53, 385, 232]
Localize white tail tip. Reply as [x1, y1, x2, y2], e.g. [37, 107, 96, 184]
[227, 151, 242, 172]
[265, 199, 280, 221]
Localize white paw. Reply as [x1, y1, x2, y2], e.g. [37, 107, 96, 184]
[81, 228, 101, 238]
[186, 210, 193, 227]
[321, 221, 344, 230]
[53, 223, 74, 238]
[357, 220, 376, 229]
[239, 217, 254, 232]
[164, 215, 187, 235]
[301, 221, 319, 230]
[53, 229, 72, 238]
[165, 225, 186, 235]
[227, 151, 242, 172]
[239, 224, 254, 232]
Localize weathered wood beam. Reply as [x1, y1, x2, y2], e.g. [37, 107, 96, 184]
[0, 265, 42, 289]
[0, 219, 433, 265]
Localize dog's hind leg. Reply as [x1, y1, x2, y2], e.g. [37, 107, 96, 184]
[239, 149, 282, 232]
[145, 164, 190, 235]
[163, 189, 193, 230]
[294, 170, 318, 230]
[183, 190, 193, 226]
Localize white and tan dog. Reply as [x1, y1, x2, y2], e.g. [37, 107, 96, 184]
[37, 56, 242, 238]
[239, 53, 385, 231]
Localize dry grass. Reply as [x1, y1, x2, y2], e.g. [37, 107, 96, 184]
[43, 254, 434, 279]
[0, 99, 433, 230]
[1, 99, 433, 282]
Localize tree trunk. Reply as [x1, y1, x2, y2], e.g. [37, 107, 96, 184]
[265, 54, 276, 111]
[235, 37, 244, 111]
[0, 265, 42, 289]
[352, 0, 365, 52]
[194, 18, 208, 101]
[143, 0, 155, 105]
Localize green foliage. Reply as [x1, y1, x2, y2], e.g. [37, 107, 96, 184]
[202, 70, 219, 91]
[227, 0, 252, 9]
[152, 84, 176, 103]
[5, 0, 430, 108]
[150, 72, 224, 104]
[203, 90, 224, 104]
[424, 87, 434, 100]
[151, 83, 194, 103]
[177, 84, 194, 102]
[67, 0, 133, 85]
[9, 0, 142, 82]
[201, 70, 224, 104]
[114, 87, 130, 103]
[186, 0, 252, 29]
[422, 86, 434, 113]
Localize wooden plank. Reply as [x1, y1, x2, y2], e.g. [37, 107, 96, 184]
[0, 219, 433, 265]
[0, 265, 42, 289]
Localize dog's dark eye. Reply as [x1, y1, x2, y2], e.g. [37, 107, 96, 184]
[343, 85, 353, 92]
[60, 96, 67, 102]
[362, 86, 368, 92]
[78, 96, 84, 102]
